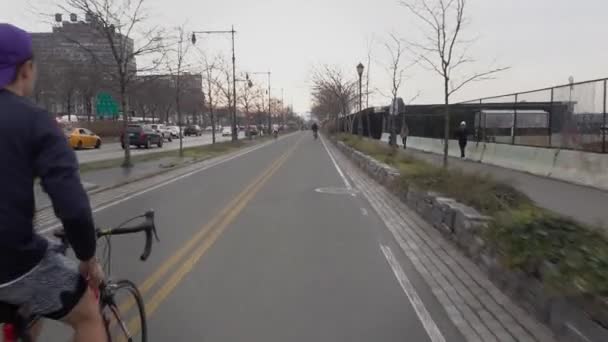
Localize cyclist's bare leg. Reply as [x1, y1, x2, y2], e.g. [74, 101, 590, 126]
[27, 320, 43, 341]
[61, 287, 106, 342]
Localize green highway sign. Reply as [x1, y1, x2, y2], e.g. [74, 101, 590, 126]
[96, 92, 119, 119]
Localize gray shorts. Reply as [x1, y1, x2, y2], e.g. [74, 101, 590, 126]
[0, 242, 87, 320]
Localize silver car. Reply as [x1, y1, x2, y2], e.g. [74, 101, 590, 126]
[149, 124, 173, 142]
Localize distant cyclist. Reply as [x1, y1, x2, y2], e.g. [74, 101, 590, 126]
[311, 122, 319, 139]
[0, 24, 106, 341]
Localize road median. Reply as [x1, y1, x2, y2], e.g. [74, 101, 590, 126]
[76, 137, 279, 195]
[36, 133, 296, 226]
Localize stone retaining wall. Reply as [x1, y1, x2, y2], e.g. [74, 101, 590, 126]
[333, 138, 608, 342]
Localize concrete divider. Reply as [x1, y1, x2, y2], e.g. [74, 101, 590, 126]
[382, 134, 608, 191]
[482, 144, 555, 177]
[551, 149, 608, 190]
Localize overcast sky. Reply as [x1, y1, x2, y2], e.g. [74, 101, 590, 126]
[3, 0, 607, 113]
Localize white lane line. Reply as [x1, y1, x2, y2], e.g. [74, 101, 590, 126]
[360, 207, 369, 216]
[39, 133, 298, 234]
[320, 135, 352, 190]
[380, 244, 446, 342]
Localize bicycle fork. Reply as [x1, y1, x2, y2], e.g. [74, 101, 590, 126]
[102, 286, 134, 342]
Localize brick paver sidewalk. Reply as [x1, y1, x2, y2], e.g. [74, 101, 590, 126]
[329, 141, 556, 342]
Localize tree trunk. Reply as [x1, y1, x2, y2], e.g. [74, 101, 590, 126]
[390, 97, 397, 147]
[177, 98, 183, 158]
[334, 112, 339, 134]
[366, 111, 372, 138]
[443, 77, 450, 168]
[208, 89, 216, 144]
[120, 81, 132, 168]
[67, 95, 72, 122]
[86, 96, 92, 122]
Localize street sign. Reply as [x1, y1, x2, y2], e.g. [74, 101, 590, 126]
[96, 92, 119, 119]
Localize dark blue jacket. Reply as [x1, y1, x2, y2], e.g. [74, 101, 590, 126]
[0, 90, 96, 283]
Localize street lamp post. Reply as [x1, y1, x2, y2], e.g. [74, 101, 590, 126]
[250, 71, 271, 134]
[191, 26, 239, 142]
[357, 63, 364, 137]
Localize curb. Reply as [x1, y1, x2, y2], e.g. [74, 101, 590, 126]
[35, 135, 286, 213]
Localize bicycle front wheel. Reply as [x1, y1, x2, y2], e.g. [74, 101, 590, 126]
[102, 280, 147, 342]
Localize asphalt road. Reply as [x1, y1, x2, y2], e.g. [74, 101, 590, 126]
[75, 132, 244, 164]
[41, 132, 464, 341]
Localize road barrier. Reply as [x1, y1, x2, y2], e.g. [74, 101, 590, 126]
[380, 134, 608, 191]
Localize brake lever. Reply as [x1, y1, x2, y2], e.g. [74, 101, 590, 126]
[144, 209, 160, 242]
[152, 223, 160, 242]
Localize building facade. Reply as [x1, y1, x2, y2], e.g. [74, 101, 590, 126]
[30, 15, 135, 117]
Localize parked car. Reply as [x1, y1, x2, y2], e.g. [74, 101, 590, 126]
[150, 124, 173, 142]
[121, 124, 163, 149]
[65, 127, 102, 149]
[184, 125, 202, 136]
[167, 126, 181, 138]
[221, 126, 233, 137]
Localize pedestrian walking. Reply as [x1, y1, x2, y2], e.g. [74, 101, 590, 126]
[400, 122, 409, 149]
[456, 121, 468, 158]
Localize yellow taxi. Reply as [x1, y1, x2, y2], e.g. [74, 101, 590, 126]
[64, 127, 102, 149]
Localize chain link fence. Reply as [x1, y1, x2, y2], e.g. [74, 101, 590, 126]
[457, 78, 607, 153]
[342, 78, 607, 154]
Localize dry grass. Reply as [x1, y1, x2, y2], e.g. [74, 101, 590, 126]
[80, 139, 259, 173]
[338, 133, 532, 215]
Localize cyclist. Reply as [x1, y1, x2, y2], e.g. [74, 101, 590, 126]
[311, 122, 319, 139]
[0, 24, 106, 341]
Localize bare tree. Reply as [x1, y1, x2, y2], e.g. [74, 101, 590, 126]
[385, 34, 408, 147]
[401, 0, 509, 166]
[75, 61, 105, 122]
[364, 37, 374, 138]
[252, 87, 267, 129]
[163, 25, 191, 157]
[131, 76, 173, 123]
[57, 66, 80, 120]
[64, 0, 164, 167]
[311, 65, 357, 133]
[214, 58, 235, 127]
[238, 77, 258, 140]
[199, 53, 222, 143]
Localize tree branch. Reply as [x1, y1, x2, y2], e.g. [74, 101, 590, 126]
[448, 66, 510, 96]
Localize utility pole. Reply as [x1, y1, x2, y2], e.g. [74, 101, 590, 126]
[231, 25, 237, 142]
[191, 26, 238, 142]
[267, 74, 271, 133]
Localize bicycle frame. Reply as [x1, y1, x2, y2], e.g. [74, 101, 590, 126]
[1, 210, 158, 342]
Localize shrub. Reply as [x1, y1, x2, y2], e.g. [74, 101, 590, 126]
[338, 133, 608, 297]
[488, 209, 608, 295]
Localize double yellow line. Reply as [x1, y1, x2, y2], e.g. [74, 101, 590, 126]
[116, 135, 302, 339]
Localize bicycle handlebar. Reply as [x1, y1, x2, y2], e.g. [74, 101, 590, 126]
[53, 210, 160, 262]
